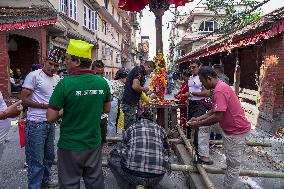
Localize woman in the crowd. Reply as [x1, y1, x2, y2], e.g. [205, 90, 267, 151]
[107, 68, 128, 137]
[174, 70, 190, 130]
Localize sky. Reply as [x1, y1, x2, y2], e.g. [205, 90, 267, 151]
[138, 0, 284, 60]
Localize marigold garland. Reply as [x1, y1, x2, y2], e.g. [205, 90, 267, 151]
[149, 54, 167, 99]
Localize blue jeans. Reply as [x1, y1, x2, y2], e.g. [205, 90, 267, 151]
[107, 98, 118, 137]
[121, 104, 137, 130]
[25, 121, 55, 189]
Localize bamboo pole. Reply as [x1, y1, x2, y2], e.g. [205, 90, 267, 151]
[106, 137, 271, 147]
[102, 161, 284, 179]
[176, 126, 217, 189]
[209, 140, 272, 147]
[176, 126, 193, 156]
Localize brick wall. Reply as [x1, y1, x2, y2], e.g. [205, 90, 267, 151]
[41, 27, 46, 64]
[0, 31, 9, 96]
[258, 34, 284, 133]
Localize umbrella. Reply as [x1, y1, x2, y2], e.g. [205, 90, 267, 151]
[118, 0, 194, 12]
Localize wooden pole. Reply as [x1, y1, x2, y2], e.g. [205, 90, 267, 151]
[106, 137, 272, 147]
[153, 9, 165, 55]
[176, 126, 194, 156]
[102, 161, 284, 179]
[233, 50, 241, 95]
[176, 126, 217, 189]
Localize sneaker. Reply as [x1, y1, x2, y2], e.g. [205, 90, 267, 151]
[41, 180, 58, 188]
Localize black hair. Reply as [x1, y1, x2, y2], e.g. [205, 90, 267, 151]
[114, 68, 128, 80]
[190, 59, 201, 66]
[70, 55, 92, 68]
[92, 60, 105, 69]
[145, 61, 156, 69]
[198, 66, 218, 79]
[212, 64, 224, 73]
[57, 69, 64, 74]
[182, 70, 191, 77]
[138, 110, 153, 121]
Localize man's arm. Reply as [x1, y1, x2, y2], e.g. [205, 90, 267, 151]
[132, 79, 148, 93]
[191, 86, 211, 97]
[103, 101, 111, 113]
[188, 111, 223, 128]
[189, 109, 214, 122]
[21, 89, 48, 109]
[0, 100, 22, 120]
[46, 108, 62, 122]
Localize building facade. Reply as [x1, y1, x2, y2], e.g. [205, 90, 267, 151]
[49, 0, 125, 80]
[0, 0, 137, 95]
[0, 1, 57, 96]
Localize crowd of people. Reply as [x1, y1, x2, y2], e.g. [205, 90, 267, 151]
[0, 38, 251, 189]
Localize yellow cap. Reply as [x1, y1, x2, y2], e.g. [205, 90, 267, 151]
[10, 69, 13, 75]
[66, 39, 94, 59]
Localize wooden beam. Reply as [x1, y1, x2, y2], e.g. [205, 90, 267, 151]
[106, 137, 272, 147]
[102, 161, 284, 179]
[176, 126, 217, 189]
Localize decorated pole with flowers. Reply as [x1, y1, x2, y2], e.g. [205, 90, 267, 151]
[149, 53, 167, 99]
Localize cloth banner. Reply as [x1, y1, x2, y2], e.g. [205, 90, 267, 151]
[18, 119, 26, 148]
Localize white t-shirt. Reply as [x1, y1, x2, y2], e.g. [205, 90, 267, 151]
[10, 77, 15, 84]
[22, 69, 60, 122]
[188, 75, 204, 101]
[0, 92, 11, 143]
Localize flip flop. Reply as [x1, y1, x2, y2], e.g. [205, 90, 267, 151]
[199, 159, 214, 165]
[193, 156, 214, 165]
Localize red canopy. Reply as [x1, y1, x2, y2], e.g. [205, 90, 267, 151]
[118, 0, 193, 12]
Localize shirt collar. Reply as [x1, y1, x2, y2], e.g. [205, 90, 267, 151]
[69, 69, 95, 75]
[42, 69, 53, 77]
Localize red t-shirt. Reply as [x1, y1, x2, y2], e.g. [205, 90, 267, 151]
[177, 82, 189, 104]
[213, 80, 251, 135]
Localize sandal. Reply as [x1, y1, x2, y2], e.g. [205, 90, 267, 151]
[193, 156, 214, 165]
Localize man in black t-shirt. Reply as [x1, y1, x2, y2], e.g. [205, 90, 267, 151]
[122, 61, 155, 129]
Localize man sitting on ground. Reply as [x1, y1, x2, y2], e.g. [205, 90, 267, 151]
[108, 110, 170, 189]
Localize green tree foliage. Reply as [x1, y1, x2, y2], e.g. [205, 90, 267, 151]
[203, 0, 263, 33]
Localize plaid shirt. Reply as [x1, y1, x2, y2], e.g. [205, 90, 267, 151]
[120, 118, 170, 175]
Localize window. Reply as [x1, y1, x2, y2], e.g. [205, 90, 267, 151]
[178, 49, 186, 56]
[110, 49, 113, 61]
[104, 0, 109, 9]
[117, 32, 120, 42]
[112, 6, 115, 16]
[105, 47, 110, 60]
[199, 20, 218, 32]
[83, 5, 98, 31]
[59, 0, 77, 20]
[102, 20, 107, 35]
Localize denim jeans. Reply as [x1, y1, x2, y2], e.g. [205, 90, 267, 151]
[0, 142, 5, 161]
[121, 104, 137, 130]
[107, 98, 118, 137]
[25, 120, 55, 189]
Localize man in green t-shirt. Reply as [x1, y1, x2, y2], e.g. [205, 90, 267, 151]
[47, 39, 111, 189]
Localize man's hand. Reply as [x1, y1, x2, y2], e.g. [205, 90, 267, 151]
[143, 87, 149, 93]
[189, 117, 199, 122]
[6, 100, 22, 118]
[187, 119, 199, 128]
